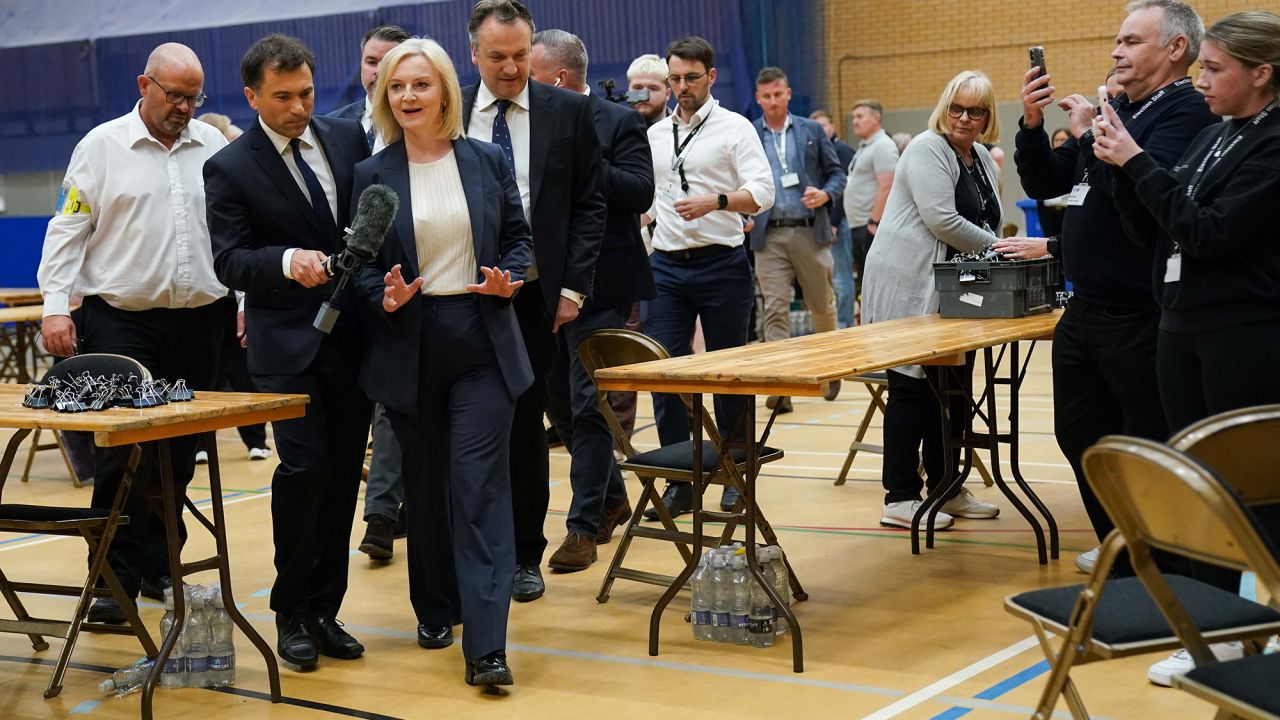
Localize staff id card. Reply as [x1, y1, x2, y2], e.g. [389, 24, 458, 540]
[781, 172, 800, 188]
[1164, 253, 1181, 283]
[1065, 183, 1091, 206]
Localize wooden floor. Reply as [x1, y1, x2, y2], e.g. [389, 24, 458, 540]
[0, 343, 1230, 719]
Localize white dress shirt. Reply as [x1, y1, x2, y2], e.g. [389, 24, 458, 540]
[409, 152, 476, 295]
[647, 96, 775, 251]
[39, 102, 229, 316]
[256, 118, 340, 278]
[467, 80, 584, 307]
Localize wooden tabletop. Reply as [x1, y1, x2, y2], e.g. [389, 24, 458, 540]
[595, 311, 1062, 397]
[0, 289, 44, 307]
[0, 304, 65, 324]
[0, 385, 308, 447]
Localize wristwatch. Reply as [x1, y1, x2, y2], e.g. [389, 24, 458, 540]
[717, 193, 729, 210]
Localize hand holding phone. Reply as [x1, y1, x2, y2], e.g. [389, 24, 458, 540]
[1029, 46, 1047, 80]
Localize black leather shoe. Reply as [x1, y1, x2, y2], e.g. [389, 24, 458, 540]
[643, 483, 694, 521]
[465, 650, 513, 686]
[417, 623, 454, 649]
[512, 564, 544, 602]
[139, 575, 173, 602]
[358, 515, 394, 560]
[276, 614, 318, 668]
[720, 485, 740, 512]
[306, 616, 364, 659]
[88, 598, 127, 624]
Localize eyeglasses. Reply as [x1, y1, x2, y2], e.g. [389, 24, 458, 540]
[666, 72, 707, 87]
[147, 76, 207, 108]
[947, 103, 988, 120]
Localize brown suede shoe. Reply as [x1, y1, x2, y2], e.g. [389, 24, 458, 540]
[547, 532, 597, 572]
[595, 498, 632, 545]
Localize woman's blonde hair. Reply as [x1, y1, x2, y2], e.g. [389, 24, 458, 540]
[928, 70, 1000, 144]
[370, 38, 465, 144]
[1205, 11, 1280, 92]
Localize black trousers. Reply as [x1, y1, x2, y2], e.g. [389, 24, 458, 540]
[388, 295, 515, 661]
[850, 224, 874, 310]
[881, 358, 972, 504]
[508, 282, 558, 566]
[252, 339, 371, 618]
[1158, 318, 1280, 592]
[218, 299, 266, 448]
[1052, 301, 1168, 544]
[77, 295, 226, 597]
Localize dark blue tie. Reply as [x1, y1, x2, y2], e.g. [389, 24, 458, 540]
[289, 137, 337, 238]
[365, 125, 376, 152]
[492, 99, 516, 181]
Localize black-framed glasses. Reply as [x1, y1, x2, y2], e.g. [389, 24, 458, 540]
[666, 72, 706, 87]
[147, 76, 207, 108]
[947, 103, 988, 120]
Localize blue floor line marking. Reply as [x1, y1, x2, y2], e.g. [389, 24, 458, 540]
[69, 700, 100, 714]
[927, 660, 1050, 720]
[250, 588, 271, 598]
[1241, 572, 1257, 602]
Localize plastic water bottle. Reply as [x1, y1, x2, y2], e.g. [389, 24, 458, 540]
[159, 588, 185, 689]
[749, 558, 777, 648]
[709, 552, 731, 642]
[766, 547, 791, 636]
[183, 590, 210, 688]
[729, 553, 751, 645]
[690, 552, 714, 641]
[98, 657, 154, 696]
[205, 584, 236, 687]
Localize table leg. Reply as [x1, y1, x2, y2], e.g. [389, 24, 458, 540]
[141, 440, 182, 720]
[914, 365, 963, 553]
[649, 395, 706, 657]
[203, 432, 281, 700]
[1003, 342, 1059, 560]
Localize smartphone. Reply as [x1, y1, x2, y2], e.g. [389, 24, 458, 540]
[1029, 46, 1047, 80]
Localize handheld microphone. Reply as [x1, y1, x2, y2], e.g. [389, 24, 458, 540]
[314, 184, 399, 333]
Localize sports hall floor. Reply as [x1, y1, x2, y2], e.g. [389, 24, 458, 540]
[0, 345, 1236, 718]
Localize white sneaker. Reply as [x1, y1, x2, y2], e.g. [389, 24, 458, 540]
[1075, 546, 1100, 574]
[940, 487, 1000, 519]
[247, 447, 273, 461]
[1147, 641, 1244, 687]
[881, 500, 954, 529]
[194, 450, 209, 465]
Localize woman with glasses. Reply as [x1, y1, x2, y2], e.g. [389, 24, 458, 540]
[861, 70, 1008, 530]
[351, 38, 533, 687]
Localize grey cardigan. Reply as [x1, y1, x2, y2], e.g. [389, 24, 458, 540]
[861, 130, 1000, 377]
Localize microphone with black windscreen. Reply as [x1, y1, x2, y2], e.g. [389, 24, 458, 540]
[314, 184, 399, 333]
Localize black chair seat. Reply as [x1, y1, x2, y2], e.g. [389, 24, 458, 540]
[1009, 575, 1280, 646]
[623, 441, 783, 473]
[1181, 653, 1280, 715]
[0, 504, 119, 523]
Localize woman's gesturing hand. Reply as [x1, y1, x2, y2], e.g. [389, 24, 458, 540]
[466, 266, 525, 298]
[383, 264, 424, 312]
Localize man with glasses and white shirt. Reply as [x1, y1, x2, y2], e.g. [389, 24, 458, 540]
[38, 42, 230, 624]
[641, 35, 774, 520]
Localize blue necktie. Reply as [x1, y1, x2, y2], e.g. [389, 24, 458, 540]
[492, 99, 516, 181]
[365, 125, 376, 152]
[289, 137, 337, 239]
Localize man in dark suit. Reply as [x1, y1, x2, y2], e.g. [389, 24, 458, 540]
[529, 29, 655, 571]
[204, 34, 371, 671]
[461, 0, 606, 601]
[325, 23, 410, 561]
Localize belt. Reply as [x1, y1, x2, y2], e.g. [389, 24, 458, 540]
[654, 244, 739, 262]
[767, 218, 814, 228]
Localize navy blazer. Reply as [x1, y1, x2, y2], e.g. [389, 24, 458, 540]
[205, 116, 369, 375]
[327, 99, 365, 123]
[351, 138, 535, 416]
[747, 114, 847, 251]
[460, 80, 606, 313]
[585, 92, 655, 311]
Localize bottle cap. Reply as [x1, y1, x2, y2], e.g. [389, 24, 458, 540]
[98, 678, 115, 694]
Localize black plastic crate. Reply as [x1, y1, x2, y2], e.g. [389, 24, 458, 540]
[933, 257, 1056, 318]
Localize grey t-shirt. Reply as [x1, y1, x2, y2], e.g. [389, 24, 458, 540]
[843, 128, 899, 226]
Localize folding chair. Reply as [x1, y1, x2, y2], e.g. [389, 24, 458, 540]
[1005, 437, 1280, 720]
[578, 329, 796, 603]
[0, 354, 158, 697]
[19, 428, 80, 487]
[834, 373, 888, 485]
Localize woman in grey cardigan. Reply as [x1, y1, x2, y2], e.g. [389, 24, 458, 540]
[862, 70, 1003, 530]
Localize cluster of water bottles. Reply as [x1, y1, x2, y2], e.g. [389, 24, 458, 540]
[99, 583, 236, 697]
[690, 544, 790, 648]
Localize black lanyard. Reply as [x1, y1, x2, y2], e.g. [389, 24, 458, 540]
[1185, 99, 1279, 200]
[671, 107, 714, 194]
[1125, 77, 1194, 121]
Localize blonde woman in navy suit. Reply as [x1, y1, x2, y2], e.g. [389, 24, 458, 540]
[351, 38, 533, 687]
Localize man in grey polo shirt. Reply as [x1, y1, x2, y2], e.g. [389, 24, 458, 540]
[842, 99, 898, 319]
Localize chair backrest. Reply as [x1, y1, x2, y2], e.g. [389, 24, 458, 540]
[1170, 405, 1280, 506]
[41, 354, 151, 384]
[1083, 437, 1280, 602]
